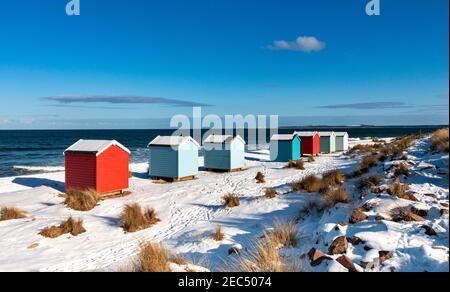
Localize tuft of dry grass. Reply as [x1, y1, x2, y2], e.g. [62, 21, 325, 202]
[372, 138, 386, 143]
[349, 143, 383, 154]
[121, 203, 160, 233]
[170, 256, 188, 266]
[388, 179, 410, 198]
[323, 186, 348, 209]
[287, 159, 305, 170]
[238, 223, 303, 272]
[240, 240, 284, 272]
[134, 242, 171, 272]
[357, 174, 382, 191]
[39, 217, 86, 238]
[431, 128, 449, 153]
[255, 172, 266, 183]
[299, 198, 324, 216]
[393, 163, 410, 178]
[213, 225, 225, 241]
[391, 207, 424, 222]
[265, 188, 278, 199]
[265, 220, 298, 248]
[292, 175, 327, 193]
[0, 207, 27, 221]
[322, 170, 346, 186]
[223, 193, 240, 208]
[353, 155, 379, 177]
[64, 189, 99, 211]
[307, 156, 315, 163]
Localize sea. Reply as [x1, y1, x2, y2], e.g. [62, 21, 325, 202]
[0, 126, 445, 178]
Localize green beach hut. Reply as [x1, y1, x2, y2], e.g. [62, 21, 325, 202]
[319, 132, 336, 153]
[270, 134, 301, 162]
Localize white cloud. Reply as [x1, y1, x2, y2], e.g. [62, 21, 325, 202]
[269, 36, 326, 53]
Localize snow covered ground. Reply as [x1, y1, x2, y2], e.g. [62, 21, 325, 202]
[0, 137, 448, 272]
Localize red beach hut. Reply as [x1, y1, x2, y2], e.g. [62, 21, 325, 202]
[64, 140, 130, 195]
[295, 131, 321, 156]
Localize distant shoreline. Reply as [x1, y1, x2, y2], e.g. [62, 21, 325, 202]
[0, 125, 448, 131]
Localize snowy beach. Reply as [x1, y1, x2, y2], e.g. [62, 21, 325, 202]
[0, 136, 448, 272]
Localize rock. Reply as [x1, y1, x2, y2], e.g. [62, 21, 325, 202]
[407, 193, 419, 202]
[441, 209, 449, 216]
[375, 214, 387, 221]
[399, 192, 419, 202]
[228, 245, 242, 255]
[308, 248, 331, 267]
[411, 206, 428, 217]
[440, 202, 449, 208]
[395, 208, 425, 222]
[379, 251, 394, 264]
[329, 236, 348, 255]
[336, 255, 357, 272]
[349, 209, 368, 224]
[339, 221, 348, 227]
[360, 192, 369, 200]
[360, 260, 380, 269]
[364, 245, 372, 251]
[424, 193, 437, 199]
[420, 225, 437, 236]
[351, 236, 363, 246]
[417, 161, 436, 170]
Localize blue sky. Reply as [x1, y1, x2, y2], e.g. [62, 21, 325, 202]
[0, 0, 448, 129]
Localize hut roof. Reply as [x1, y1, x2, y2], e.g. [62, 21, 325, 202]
[335, 132, 349, 137]
[64, 139, 130, 156]
[203, 135, 246, 145]
[294, 131, 318, 137]
[319, 131, 336, 137]
[148, 136, 200, 148]
[270, 134, 298, 141]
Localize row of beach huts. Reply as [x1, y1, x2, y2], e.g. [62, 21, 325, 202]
[63, 131, 349, 196]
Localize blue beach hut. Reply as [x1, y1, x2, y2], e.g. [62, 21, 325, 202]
[270, 134, 301, 162]
[203, 135, 246, 171]
[147, 136, 200, 180]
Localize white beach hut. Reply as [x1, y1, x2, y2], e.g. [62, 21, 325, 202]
[335, 132, 349, 152]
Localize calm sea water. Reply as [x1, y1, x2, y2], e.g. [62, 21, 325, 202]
[0, 126, 445, 178]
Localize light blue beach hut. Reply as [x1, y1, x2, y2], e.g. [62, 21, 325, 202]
[270, 134, 301, 162]
[147, 136, 200, 180]
[203, 135, 246, 171]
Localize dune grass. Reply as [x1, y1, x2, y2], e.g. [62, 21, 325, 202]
[213, 225, 225, 241]
[121, 203, 160, 233]
[431, 128, 449, 153]
[134, 242, 171, 272]
[323, 186, 348, 209]
[292, 174, 327, 193]
[0, 207, 27, 221]
[322, 170, 346, 186]
[223, 193, 240, 208]
[265, 219, 298, 248]
[287, 160, 305, 170]
[64, 189, 99, 211]
[357, 174, 382, 191]
[265, 188, 278, 199]
[39, 217, 86, 238]
[255, 172, 266, 183]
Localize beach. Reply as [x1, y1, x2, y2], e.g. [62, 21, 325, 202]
[0, 136, 448, 272]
